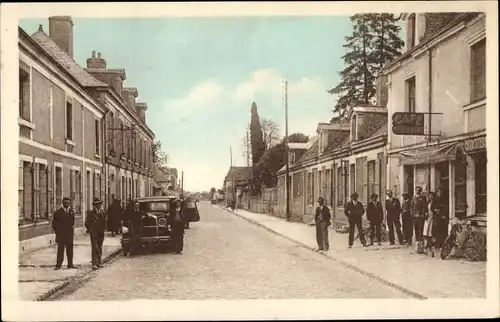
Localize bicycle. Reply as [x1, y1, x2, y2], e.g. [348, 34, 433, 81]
[353, 223, 387, 243]
[441, 220, 486, 261]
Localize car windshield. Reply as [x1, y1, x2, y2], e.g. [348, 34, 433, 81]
[142, 202, 170, 212]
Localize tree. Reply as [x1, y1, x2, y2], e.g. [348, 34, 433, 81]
[328, 14, 403, 119]
[242, 118, 281, 164]
[287, 132, 309, 143]
[250, 102, 266, 165]
[253, 133, 310, 188]
[152, 140, 169, 166]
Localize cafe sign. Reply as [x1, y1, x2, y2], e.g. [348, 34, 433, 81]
[464, 136, 486, 152]
[392, 112, 426, 135]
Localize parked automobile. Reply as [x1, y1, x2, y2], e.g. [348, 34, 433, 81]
[121, 196, 200, 255]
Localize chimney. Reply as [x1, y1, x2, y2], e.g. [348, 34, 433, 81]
[86, 51, 107, 69]
[123, 87, 138, 110]
[48, 16, 74, 58]
[375, 74, 388, 108]
[136, 102, 148, 123]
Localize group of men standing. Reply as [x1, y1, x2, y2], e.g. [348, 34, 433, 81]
[314, 186, 449, 252]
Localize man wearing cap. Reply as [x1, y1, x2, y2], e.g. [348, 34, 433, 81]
[314, 197, 331, 251]
[52, 197, 76, 270]
[344, 192, 367, 248]
[85, 197, 106, 270]
[385, 190, 404, 245]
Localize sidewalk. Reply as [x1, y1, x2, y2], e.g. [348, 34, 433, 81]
[19, 233, 122, 301]
[223, 207, 486, 299]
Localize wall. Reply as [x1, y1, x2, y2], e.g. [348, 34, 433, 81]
[387, 16, 486, 150]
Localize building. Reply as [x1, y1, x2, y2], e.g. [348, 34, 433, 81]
[223, 166, 252, 206]
[276, 104, 388, 224]
[382, 13, 486, 226]
[18, 23, 106, 242]
[18, 16, 157, 246]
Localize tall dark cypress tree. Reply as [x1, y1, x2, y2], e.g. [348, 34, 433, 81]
[250, 102, 266, 166]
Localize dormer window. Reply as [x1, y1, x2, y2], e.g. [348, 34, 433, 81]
[289, 151, 296, 163]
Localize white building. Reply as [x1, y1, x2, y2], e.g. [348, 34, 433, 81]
[382, 13, 486, 226]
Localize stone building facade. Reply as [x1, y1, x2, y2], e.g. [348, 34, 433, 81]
[18, 24, 105, 242]
[382, 13, 487, 226]
[18, 16, 156, 245]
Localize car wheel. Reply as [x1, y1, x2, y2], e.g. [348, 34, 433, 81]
[122, 245, 130, 256]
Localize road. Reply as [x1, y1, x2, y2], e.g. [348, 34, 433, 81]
[53, 202, 411, 300]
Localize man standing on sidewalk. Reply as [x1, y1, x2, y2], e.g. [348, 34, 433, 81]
[345, 192, 367, 248]
[52, 197, 77, 270]
[385, 190, 404, 245]
[411, 186, 427, 243]
[314, 197, 331, 252]
[367, 193, 383, 246]
[85, 198, 106, 270]
[401, 193, 413, 246]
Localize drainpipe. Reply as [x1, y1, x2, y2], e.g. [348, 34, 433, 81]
[426, 44, 432, 193]
[102, 109, 109, 209]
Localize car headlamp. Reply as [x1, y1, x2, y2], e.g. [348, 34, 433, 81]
[122, 226, 129, 234]
[158, 217, 167, 227]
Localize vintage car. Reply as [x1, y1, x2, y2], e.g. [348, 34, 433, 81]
[121, 196, 200, 255]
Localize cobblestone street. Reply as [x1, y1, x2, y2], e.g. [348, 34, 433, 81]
[55, 202, 413, 300]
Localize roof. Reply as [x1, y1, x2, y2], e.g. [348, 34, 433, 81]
[316, 122, 350, 133]
[352, 106, 388, 114]
[225, 166, 252, 182]
[135, 196, 178, 202]
[370, 122, 388, 138]
[421, 13, 464, 41]
[288, 142, 308, 150]
[30, 29, 107, 87]
[153, 165, 170, 183]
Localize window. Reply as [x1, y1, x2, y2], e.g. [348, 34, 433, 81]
[350, 164, 356, 197]
[336, 166, 344, 206]
[66, 100, 73, 140]
[107, 112, 114, 155]
[19, 67, 31, 121]
[367, 160, 376, 200]
[55, 166, 63, 208]
[470, 38, 486, 102]
[307, 172, 312, 205]
[474, 152, 487, 214]
[292, 172, 302, 198]
[95, 119, 100, 155]
[325, 169, 331, 204]
[407, 14, 416, 50]
[312, 170, 316, 204]
[318, 170, 322, 198]
[120, 122, 125, 156]
[49, 88, 54, 140]
[351, 115, 357, 141]
[405, 76, 416, 113]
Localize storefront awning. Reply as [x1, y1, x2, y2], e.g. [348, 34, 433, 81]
[399, 142, 461, 166]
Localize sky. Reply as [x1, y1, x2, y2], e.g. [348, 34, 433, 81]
[20, 17, 359, 192]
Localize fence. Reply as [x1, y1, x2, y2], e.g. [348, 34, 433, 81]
[240, 187, 279, 216]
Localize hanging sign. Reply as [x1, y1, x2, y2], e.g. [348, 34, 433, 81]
[392, 112, 426, 135]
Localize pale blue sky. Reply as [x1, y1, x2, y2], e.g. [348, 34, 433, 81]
[20, 17, 372, 192]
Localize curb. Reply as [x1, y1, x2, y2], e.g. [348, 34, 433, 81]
[34, 247, 122, 301]
[218, 205, 427, 300]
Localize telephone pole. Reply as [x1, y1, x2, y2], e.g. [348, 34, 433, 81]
[284, 79, 290, 221]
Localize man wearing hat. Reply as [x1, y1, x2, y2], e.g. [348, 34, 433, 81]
[385, 190, 404, 245]
[314, 197, 331, 251]
[52, 197, 77, 270]
[344, 192, 367, 248]
[85, 197, 106, 270]
[168, 198, 187, 254]
[107, 197, 123, 237]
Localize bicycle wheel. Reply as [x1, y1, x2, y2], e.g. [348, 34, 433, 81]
[440, 236, 454, 259]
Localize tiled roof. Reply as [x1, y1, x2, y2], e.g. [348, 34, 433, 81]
[370, 122, 388, 138]
[422, 13, 465, 41]
[30, 30, 107, 87]
[225, 166, 252, 182]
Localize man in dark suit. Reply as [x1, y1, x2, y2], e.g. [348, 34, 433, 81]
[385, 190, 404, 245]
[411, 186, 427, 243]
[344, 192, 367, 248]
[52, 197, 77, 270]
[125, 201, 145, 256]
[314, 197, 331, 251]
[85, 197, 106, 270]
[168, 199, 187, 254]
[367, 193, 384, 246]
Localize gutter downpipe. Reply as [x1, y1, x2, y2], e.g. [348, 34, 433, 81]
[425, 43, 433, 194]
[102, 109, 109, 209]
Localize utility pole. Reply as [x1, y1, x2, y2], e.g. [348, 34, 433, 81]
[181, 171, 184, 199]
[246, 127, 250, 167]
[285, 79, 290, 221]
